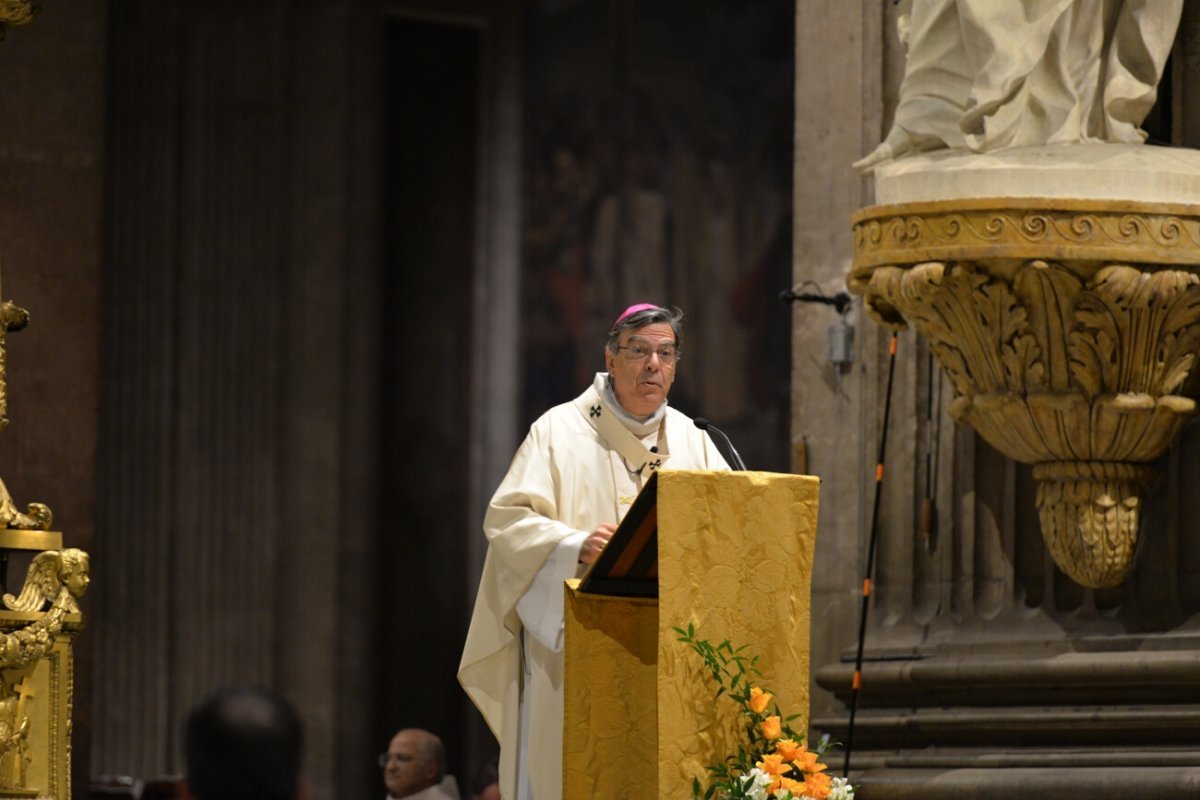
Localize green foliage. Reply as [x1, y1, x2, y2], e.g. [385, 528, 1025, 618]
[674, 625, 808, 799]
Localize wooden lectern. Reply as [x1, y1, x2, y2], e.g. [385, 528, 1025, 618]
[562, 469, 819, 799]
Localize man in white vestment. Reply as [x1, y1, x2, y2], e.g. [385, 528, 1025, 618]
[458, 304, 730, 800]
[380, 728, 460, 800]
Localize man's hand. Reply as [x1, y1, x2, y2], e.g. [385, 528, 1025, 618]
[579, 522, 617, 565]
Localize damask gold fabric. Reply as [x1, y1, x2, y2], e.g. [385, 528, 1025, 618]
[563, 585, 658, 798]
[562, 470, 819, 799]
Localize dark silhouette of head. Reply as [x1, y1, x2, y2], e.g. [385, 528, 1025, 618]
[469, 755, 500, 800]
[183, 685, 304, 800]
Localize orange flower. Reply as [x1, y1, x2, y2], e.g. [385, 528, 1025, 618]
[774, 775, 805, 797]
[756, 753, 791, 777]
[760, 715, 782, 740]
[793, 746, 824, 774]
[798, 770, 833, 799]
[749, 686, 773, 714]
[774, 738, 802, 762]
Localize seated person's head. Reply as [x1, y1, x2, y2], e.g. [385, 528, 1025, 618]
[182, 686, 303, 800]
[381, 728, 446, 798]
[469, 755, 499, 800]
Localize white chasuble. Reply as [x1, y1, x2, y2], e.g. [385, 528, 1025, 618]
[458, 375, 728, 800]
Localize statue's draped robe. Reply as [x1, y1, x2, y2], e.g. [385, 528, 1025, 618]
[459, 377, 727, 800]
[858, 0, 1183, 167]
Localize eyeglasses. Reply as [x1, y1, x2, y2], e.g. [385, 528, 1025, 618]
[616, 343, 679, 365]
[378, 753, 423, 768]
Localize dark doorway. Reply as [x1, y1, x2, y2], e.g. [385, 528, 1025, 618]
[376, 15, 482, 794]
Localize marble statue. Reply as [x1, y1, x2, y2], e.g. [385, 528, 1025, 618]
[856, 0, 1184, 170]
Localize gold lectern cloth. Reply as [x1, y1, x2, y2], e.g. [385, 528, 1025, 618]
[563, 470, 819, 799]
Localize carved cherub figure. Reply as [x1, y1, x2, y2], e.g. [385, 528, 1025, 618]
[3, 549, 89, 614]
[0, 549, 88, 670]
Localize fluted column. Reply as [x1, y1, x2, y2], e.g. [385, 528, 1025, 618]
[95, 6, 378, 800]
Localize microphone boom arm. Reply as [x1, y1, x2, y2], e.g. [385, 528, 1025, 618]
[694, 417, 748, 471]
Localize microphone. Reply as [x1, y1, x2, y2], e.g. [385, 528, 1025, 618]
[694, 418, 747, 471]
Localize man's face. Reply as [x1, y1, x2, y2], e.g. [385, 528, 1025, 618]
[383, 731, 437, 798]
[605, 322, 678, 417]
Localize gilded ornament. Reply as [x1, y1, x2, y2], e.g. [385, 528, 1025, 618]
[0, 549, 88, 670]
[3, 549, 89, 615]
[0, 300, 29, 433]
[0, 676, 32, 789]
[0, 1, 33, 29]
[0, 299, 53, 532]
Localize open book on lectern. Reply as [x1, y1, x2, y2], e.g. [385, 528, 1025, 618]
[578, 471, 660, 598]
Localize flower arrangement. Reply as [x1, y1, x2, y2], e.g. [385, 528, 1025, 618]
[675, 624, 854, 800]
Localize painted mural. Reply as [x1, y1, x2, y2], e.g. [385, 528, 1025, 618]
[520, 0, 794, 471]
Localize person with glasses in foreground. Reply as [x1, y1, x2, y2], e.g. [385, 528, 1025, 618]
[379, 728, 459, 800]
[459, 304, 728, 800]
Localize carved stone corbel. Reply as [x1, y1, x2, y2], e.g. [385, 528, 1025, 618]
[850, 198, 1200, 588]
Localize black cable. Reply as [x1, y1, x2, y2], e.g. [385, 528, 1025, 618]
[843, 331, 899, 778]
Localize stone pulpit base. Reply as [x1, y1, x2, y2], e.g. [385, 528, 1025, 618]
[851, 143, 1200, 589]
[836, 142, 1200, 797]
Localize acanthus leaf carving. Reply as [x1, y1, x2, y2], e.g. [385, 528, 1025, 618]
[1069, 266, 1200, 398]
[1013, 261, 1080, 392]
[853, 217, 1200, 586]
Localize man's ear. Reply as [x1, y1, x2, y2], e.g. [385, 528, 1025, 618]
[604, 347, 615, 373]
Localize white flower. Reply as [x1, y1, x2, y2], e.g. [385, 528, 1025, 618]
[827, 776, 856, 800]
[738, 768, 773, 800]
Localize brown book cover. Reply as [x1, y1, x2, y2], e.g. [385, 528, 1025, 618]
[578, 472, 659, 597]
